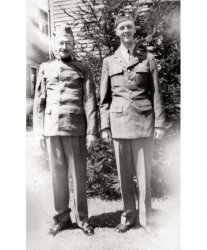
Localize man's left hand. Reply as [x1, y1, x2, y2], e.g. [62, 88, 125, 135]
[86, 135, 98, 151]
[154, 128, 165, 140]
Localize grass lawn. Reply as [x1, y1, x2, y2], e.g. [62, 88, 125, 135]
[27, 132, 180, 250]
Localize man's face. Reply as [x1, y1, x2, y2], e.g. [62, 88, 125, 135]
[55, 36, 74, 59]
[115, 20, 136, 45]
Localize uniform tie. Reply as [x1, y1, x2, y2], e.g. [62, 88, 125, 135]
[127, 49, 131, 63]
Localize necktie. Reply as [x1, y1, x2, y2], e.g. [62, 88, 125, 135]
[127, 49, 131, 63]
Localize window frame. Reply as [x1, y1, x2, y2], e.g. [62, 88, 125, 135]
[30, 65, 38, 97]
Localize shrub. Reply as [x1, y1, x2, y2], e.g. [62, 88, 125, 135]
[87, 140, 121, 200]
[86, 124, 180, 200]
[64, 0, 180, 123]
[60, 0, 180, 200]
[26, 112, 33, 131]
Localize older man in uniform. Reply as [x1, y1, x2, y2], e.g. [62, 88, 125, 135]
[33, 23, 98, 236]
[100, 13, 166, 233]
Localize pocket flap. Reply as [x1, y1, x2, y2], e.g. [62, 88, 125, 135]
[60, 106, 85, 115]
[72, 72, 84, 79]
[68, 107, 85, 114]
[45, 107, 52, 114]
[134, 66, 149, 73]
[46, 71, 59, 78]
[109, 67, 123, 76]
[139, 105, 153, 112]
[110, 106, 123, 113]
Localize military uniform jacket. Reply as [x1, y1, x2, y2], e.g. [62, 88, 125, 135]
[100, 45, 166, 139]
[33, 58, 98, 136]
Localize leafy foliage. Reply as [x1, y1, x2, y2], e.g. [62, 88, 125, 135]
[86, 140, 121, 200]
[64, 0, 180, 122]
[59, 0, 180, 200]
[87, 125, 180, 200]
[26, 112, 33, 131]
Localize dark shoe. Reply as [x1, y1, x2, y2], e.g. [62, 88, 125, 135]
[82, 226, 94, 236]
[49, 219, 72, 236]
[115, 223, 134, 233]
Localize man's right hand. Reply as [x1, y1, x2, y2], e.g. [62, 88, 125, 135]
[34, 133, 46, 150]
[39, 134, 46, 150]
[101, 129, 112, 143]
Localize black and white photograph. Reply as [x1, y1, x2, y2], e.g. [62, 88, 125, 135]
[2, 0, 207, 249]
[26, 0, 181, 249]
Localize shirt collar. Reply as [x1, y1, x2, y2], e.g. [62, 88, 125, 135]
[120, 43, 135, 55]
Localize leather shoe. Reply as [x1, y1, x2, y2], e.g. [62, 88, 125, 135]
[115, 223, 134, 233]
[49, 219, 72, 236]
[82, 225, 94, 236]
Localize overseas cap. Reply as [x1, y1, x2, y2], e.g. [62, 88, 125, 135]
[54, 23, 73, 38]
[115, 12, 135, 27]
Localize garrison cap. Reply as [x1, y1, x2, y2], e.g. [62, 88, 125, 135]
[115, 12, 135, 27]
[54, 22, 73, 38]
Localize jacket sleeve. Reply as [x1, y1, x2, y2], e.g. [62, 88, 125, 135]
[33, 63, 47, 135]
[148, 53, 166, 128]
[99, 57, 112, 131]
[83, 63, 98, 135]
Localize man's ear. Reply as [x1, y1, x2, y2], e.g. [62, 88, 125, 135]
[134, 25, 137, 32]
[72, 38, 75, 47]
[114, 28, 118, 36]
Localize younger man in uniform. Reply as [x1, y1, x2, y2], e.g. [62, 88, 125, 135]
[100, 13, 166, 233]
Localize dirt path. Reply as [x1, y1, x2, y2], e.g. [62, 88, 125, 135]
[27, 132, 180, 250]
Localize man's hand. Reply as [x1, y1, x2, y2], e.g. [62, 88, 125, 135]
[101, 128, 112, 143]
[34, 132, 46, 150]
[154, 128, 165, 140]
[86, 135, 97, 151]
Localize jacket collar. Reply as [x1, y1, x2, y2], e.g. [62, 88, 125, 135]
[113, 47, 128, 67]
[113, 44, 145, 68]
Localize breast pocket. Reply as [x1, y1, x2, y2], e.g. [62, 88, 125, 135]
[68, 72, 84, 87]
[71, 72, 84, 80]
[109, 66, 123, 87]
[46, 71, 59, 82]
[134, 66, 150, 85]
[110, 106, 123, 114]
[45, 107, 52, 115]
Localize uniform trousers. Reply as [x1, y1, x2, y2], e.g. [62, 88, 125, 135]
[46, 136, 89, 229]
[113, 137, 153, 227]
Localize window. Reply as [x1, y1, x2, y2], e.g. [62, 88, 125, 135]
[39, 9, 48, 35]
[30, 66, 38, 97]
[31, 9, 48, 35]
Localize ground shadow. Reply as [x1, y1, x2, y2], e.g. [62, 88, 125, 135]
[89, 210, 122, 228]
[89, 208, 166, 229]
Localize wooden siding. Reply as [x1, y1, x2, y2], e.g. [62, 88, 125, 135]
[49, 0, 180, 55]
[27, 3, 49, 99]
[26, 65, 32, 98]
[49, 0, 85, 37]
[49, 0, 180, 29]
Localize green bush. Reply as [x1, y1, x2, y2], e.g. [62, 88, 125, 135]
[29, 0, 180, 200]
[26, 112, 33, 131]
[66, 0, 180, 123]
[86, 123, 180, 200]
[61, 0, 180, 200]
[87, 140, 120, 200]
